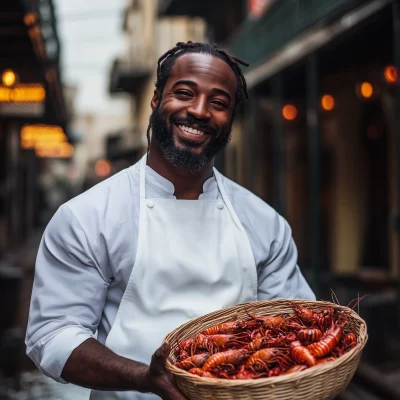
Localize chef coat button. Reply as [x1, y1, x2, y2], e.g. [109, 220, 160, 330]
[147, 200, 154, 209]
[216, 202, 224, 210]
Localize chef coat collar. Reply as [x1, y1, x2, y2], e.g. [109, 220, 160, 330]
[136, 163, 219, 199]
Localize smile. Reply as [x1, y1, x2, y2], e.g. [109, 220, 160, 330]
[178, 124, 205, 135]
[174, 124, 210, 144]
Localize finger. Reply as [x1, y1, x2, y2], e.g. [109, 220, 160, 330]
[150, 342, 171, 375]
[163, 386, 188, 400]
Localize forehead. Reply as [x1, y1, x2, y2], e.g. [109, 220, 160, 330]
[167, 53, 237, 96]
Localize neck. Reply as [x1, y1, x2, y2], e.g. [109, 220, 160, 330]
[147, 139, 214, 200]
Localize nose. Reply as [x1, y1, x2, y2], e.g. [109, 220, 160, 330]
[187, 95, 211, 120]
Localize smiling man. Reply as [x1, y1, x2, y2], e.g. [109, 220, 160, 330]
[26, 42, 315, 400]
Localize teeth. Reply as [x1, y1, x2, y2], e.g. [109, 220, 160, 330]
[179, 125, 204, 135]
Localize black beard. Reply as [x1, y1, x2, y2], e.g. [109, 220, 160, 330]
[149, 106, 233, 173]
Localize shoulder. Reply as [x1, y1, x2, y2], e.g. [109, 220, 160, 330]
[68, 164, 138, 213]
[219, 174, 291, 257]
[220, 174, 282, 229]
[60, 163, 140, 236]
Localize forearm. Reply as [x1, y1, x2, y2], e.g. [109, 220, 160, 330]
[61, 338, 151, 393]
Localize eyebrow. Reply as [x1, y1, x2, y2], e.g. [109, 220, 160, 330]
[172, 79, 232, 102]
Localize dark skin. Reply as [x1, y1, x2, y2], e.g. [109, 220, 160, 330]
[148, 53, 237, 199]
[61, 53, 238, 398]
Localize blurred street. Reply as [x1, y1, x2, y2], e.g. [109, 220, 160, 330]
[1, 0, 400, 399]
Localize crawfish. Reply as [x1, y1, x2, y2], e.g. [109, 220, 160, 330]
[194, 333, 249, 354]
[188, 368, 217, 378]
[246, 333, 285, 352]
[290, 340, 317, 367]
[246, 336, 266, 352]
[202, 349, 250, 371]
[297, 328, 323, 344]
[343, 332, 357, 351]
[246, 348, 291, 371]
[269, 367, 281, 377]
[175, 353, 210, 370]
[220, 365, 268, 380]
[307, 320, 346, 359]
[174, 338, 195, 358]
[201, 319, 258, 335]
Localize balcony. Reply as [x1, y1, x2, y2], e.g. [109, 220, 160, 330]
[158, 0, 247, 43]
[109, 57, 151, 95]
[228, 0, 368, 67]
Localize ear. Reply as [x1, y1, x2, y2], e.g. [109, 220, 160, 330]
[151, 89, 161, 110]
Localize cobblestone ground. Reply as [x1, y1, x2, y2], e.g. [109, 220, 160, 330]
[3, 371, 90, 400]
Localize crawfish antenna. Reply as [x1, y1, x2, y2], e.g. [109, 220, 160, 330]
[330, 289, 340, 305]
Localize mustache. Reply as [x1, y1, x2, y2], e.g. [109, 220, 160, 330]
[171, 115, 218, 135]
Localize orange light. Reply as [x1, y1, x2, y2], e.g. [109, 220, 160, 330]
[360, 82, 373, 99]
[282, 104, 298, 121]
[35, 142, 74, 158]
[20, 125, 70, 157]
[24, 12, 38, 27]
[321, 94, 335, 111]
[95, 159, 111, 178]
[0, 84, 45, 103]
[2, 70, 17, 87]
[384, 65, 398, 84]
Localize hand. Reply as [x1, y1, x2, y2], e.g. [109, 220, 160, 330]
[146, 342, 188, 400]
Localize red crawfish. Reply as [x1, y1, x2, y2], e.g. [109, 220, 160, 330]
[290, 340, 317, 367]
[174, 338, 194, 358]
[246, 348, 291, 372]
[174, 353, 210, 370]
[188, 368, 217, 378]
[343, 332, 357, 350]
[202, 349, 250, 371]
[307, 320, 346, 359]
[269, 367, 281, 377]
[200, 319, 258, 335]
[290, 303, 333, 329]
[193, 333, 249, 354]
[219, 365, 268, 380]
[297, 328, 323, 344]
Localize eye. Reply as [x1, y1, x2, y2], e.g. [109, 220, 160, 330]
[175, 90, 192, 97]
[211, 99, 228, 109]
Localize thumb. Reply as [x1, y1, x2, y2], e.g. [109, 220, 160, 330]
[150, 342, 170, 375]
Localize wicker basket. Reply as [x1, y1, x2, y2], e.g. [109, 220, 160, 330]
[164, 299, 368, 400]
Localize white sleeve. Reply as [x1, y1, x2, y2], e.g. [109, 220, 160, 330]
[25, 204, 110, 382]
[257, 213, 316, 301]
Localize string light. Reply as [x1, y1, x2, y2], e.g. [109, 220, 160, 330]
[384, 65, 398, 84]
[360, 82, 373, 99]
[321, 94, 335, 111]
[95, 159, 111, 177]
[2, 69, 17, 87]
[282, 104, 298, 120]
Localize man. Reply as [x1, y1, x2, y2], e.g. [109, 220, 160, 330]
[26, 41, 315, 400]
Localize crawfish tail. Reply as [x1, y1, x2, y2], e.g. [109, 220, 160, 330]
[202, 349, 249, 371]
[290, 340, 316, 367]
[297, 328, 323, 344]
[175, 353, 210, 370]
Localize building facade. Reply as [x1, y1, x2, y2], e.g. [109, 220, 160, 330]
[109, 0, 207, 163]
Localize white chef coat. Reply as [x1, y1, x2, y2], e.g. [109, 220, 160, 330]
[25, 158, 315, 385]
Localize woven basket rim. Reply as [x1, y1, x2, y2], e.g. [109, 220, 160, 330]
[165, 299, 368, 387]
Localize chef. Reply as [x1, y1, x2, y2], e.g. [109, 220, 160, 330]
[26, 41, 315, 400]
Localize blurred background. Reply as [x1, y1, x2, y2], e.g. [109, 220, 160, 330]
[0, 0, 399, 399]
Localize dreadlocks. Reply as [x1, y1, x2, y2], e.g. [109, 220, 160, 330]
[146, 41, 249, 151]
